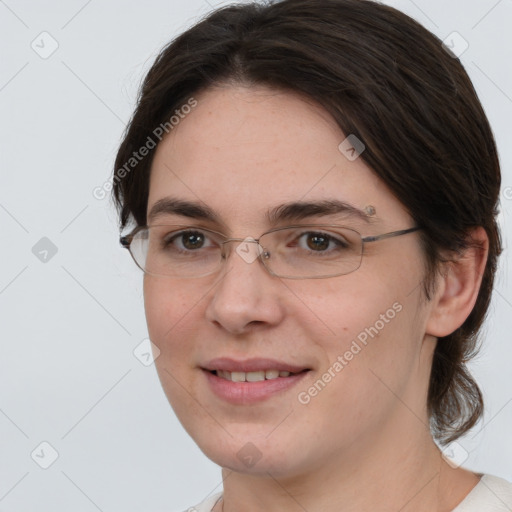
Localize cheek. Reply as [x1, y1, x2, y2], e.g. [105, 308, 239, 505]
[289, 269, 424, 402]
[143, 277, 207, 424]
[287, 269, 409, 347]
[143, 276, 204, 357]
[291, 300, 423, 450]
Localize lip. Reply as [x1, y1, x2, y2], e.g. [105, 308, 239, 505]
[201, 357, 309, 373]
[202, 369, 310, 404]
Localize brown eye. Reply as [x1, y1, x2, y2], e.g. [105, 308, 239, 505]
[306, 233, 330, 251]
[181, 232, 205, 250]
[163, 230, 212, 252]
[291, 230, 349, 254]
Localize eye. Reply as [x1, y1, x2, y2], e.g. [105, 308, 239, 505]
[304, 233, 329, 251]
[164, 230, 213, 251]
[296, 231, 348, 252]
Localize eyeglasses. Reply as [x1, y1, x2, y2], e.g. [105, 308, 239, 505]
[120, 224, 421, 279]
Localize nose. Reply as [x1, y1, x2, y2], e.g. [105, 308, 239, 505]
[204, 239, 285, 334]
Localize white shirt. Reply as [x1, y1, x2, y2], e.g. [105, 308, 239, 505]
[183, 474, 512, 512]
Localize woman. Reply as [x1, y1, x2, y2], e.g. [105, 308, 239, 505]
[113, 0, 512, 510]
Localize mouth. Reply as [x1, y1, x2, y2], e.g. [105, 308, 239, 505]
[208, 368, 309, 382]
[200, 358, 311, 404]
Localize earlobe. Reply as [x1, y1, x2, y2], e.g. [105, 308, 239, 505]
[426, 227, 489, 338]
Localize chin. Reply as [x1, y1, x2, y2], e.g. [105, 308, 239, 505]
[191, 429, 310, 477]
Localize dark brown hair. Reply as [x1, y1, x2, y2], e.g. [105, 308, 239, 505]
[112, 0, 502, 444]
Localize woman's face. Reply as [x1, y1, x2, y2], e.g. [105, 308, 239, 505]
[144, 85, 435, 477]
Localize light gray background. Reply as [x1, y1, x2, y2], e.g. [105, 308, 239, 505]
[0, 0, 511, 511]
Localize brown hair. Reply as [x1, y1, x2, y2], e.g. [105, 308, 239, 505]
[112, 0, 502, 444]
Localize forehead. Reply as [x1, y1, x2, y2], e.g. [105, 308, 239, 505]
[147, 85, 409, 230]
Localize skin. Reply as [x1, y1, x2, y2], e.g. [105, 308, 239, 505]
[143, 85, 488, 512]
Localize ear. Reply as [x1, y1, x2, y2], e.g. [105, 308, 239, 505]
[426, 227, 489, 338]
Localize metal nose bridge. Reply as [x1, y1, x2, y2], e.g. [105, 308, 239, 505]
[220, 236, 260, 245]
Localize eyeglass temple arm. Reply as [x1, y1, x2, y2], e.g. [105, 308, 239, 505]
[362, 226, 421, 243]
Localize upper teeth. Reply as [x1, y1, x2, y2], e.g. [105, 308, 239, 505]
[216, 370, 292, 382]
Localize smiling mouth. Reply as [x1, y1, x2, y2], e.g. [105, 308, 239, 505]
[209, 369, 309, 382]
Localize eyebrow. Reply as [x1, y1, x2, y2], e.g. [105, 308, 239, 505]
[147, 197, 374, 225]
[268, 199, 373, 224]
[148, 197, 220, 224]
